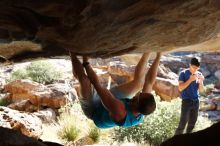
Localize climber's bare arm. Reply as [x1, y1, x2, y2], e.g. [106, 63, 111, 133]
[83, 56, 126, 122]
[142, 52, 161, 93]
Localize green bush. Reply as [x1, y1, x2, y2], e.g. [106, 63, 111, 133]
[114, 95, 212, 146]
[88, 125, 100, 143]
[114, 96, 180, 146]
[0, 98, 9, 106]
[9, 60, 62, 84]
[9, 68, 29, 82]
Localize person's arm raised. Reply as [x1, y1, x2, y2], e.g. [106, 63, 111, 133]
[198, 75, 205, 93]
[178, 74, 197, 92]
[142, 52, 161, 93]
[83, 56, 126, 122]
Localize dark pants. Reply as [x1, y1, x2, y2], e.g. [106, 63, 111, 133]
[175, 99, 199, 135]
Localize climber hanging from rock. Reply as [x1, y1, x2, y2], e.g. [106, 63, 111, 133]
[70, 51, 161, 128]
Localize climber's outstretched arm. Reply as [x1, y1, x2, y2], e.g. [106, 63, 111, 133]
[142, 52, 161, 93]
[83, 56, 126, 122]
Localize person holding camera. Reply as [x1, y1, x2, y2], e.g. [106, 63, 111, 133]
[175, 58, 205, 135]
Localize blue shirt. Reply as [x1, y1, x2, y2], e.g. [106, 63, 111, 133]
[179, 69, 201, 100]
[92, 99, 144, 128]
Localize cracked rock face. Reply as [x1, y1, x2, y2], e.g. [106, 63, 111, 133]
[0, 0, 220, 61]
[0, 106, 43, 138]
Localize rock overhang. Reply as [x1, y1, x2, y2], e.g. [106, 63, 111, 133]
[0, 0, 220, 61]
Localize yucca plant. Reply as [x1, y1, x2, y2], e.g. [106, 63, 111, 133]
[58, 124, 79, 142]
[88, 125, 100, 143]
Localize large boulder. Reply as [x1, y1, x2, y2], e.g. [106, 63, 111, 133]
[107, 62, 134, 85]
[107, 62, 179, 101]
[153, 77, 180, 101]
[4, 80, 70, 109]
[33, 108, 57, 123]
[0, 106, 42, 138]
[0, 127, 63, 146]
[214, 70, 220, 80]
[0, 127, 45, 146]
[215, 81, 220, 89]
[201, 53, 220, 76]
[7, 100, 38, 112]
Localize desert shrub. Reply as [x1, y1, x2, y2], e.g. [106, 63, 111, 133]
[57, 114, 80, 142]
[9, 68, 29, 82]
[58, 124, 79, 142]
[0, 98, 9, 106]
[114, 95, 212, 146]
[26, 60, 62, 84]
[88, 124, 101, 143]
[9, 60, 62, 84]
[114, 96, 181, 146]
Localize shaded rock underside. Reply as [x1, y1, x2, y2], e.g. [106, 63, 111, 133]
[0, 0, 220, 61]
[161, 121, 220, 146]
